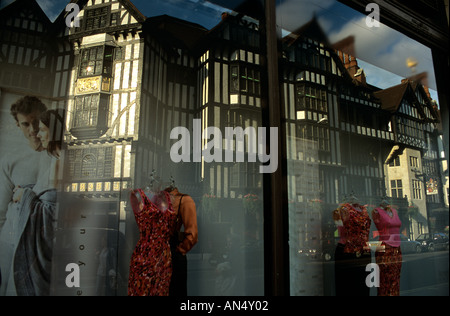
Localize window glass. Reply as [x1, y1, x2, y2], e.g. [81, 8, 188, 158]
[0, 0, 447, 298]
[277, 0, 448, 296]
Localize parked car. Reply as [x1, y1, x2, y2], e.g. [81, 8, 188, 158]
[415, 233, 449, 252]
[369, 235, 422, 254]
[398, 235, 422, 254]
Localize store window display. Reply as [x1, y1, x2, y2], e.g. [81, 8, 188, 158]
[127, 174, 198, 296]
[0, 0, 447, 298]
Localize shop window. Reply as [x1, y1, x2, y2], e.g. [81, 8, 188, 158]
[2, 0, 447, 298]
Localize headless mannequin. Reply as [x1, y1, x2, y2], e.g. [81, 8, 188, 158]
[135, 173, 171, 212]
[164, 186, 198, 296]
[333, 194, 371, 296]
[372, 199, 402, 296]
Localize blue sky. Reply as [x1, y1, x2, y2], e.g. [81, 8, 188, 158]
[0, 0, 439, 101]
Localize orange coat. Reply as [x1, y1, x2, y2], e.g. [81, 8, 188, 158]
[167, 188, 198, 255]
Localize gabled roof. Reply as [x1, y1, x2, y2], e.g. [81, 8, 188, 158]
[0, 0, 52, 26]
[117, 0, 146, 23]
[373, 81, 411, 113]
[374, 77, 439, 123]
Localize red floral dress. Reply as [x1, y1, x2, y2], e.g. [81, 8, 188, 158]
[337, 203, 371, 254]
[128, 189, 177, 296]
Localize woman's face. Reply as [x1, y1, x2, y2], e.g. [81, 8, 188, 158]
[37, 121, 50, 149]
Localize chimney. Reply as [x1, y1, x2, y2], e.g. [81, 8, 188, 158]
[332, 36, 366, 85]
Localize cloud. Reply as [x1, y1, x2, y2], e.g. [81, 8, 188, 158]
[326, 15, 436, 90]
[276, 0, 335, 32]
[275, 1, 437, 91]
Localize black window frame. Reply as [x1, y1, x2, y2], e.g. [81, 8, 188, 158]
[230, 62, 261, 97]
[79, 45, 114, 78]
[83, 5, 111, 31]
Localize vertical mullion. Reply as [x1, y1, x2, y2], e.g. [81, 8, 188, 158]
[261, 0, 290, 296]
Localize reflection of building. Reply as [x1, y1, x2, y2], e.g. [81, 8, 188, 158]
[374, 76, 443, 238]
[1, 0, 447, 296]
[281, 18, 395, 295]
[280, 17, 445, 294]
[0, 0, 71, 117]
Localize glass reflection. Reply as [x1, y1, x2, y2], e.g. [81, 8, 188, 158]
[278, 0, 447, 296]
[0, 0, 447, 297]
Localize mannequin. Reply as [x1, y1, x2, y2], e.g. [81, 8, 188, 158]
[164, 184, 198, 296]
[127, 172, 177, 296]
[333, 194, 371, 296]
[140, 170, 170, 211]
[372, 199, 402, 296]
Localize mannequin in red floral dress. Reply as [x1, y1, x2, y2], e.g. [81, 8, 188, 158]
[127, 189, 177, 296]
[333, 198, 371, 296]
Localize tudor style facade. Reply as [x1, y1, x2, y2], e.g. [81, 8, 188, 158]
[375, 76, 444, 237]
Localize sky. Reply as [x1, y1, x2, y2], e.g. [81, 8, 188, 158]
[0, 0, 439, 101]
[275, 0, 438, 98]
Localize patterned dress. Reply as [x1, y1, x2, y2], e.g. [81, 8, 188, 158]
[334, 203, 372, 296]
[373, 207, 402, 296]
[336, 203, 372, 254]
[128, 189, 177, 296]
